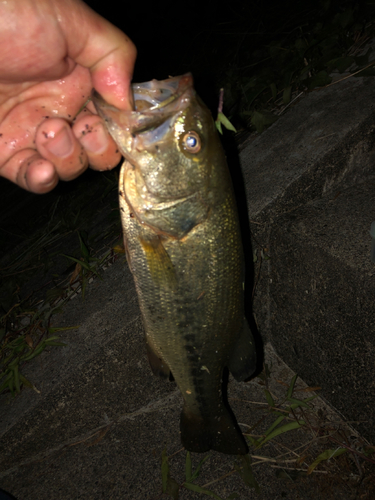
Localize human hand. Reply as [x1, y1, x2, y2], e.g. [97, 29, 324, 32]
[0, 0, 136, 193]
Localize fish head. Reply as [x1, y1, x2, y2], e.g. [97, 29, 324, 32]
[93, 74, 219, 204]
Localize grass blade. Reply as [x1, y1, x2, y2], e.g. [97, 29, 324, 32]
[184, 482, 225, 500]
[161, 449, 169, 493]
[191, 454, 210, 481]
[257, 420, 305, 448]
[235, 455, 260, 493]
[307, 448, 347, 475]
[286, 374, 298, 398]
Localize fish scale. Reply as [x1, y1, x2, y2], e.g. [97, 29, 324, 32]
[94, 74, 257, 454]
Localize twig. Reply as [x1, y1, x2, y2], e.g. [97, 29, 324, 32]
[217, 88, 224, 115]
[320, 60, 375, 89]
[269, 465, 328, 474]
[202, 469, 236, 488]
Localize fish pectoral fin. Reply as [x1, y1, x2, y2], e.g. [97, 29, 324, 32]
[139, 235, 177, 290]
[180, 405, 248, 455]
[145, 339, 171, 379]
[228, 318, 257, 382]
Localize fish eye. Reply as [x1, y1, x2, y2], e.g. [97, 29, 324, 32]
[181, 131, 201, 153]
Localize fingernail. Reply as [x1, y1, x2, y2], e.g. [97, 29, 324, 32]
[79, 122, 108, 154]
[43, 127, 73, 158]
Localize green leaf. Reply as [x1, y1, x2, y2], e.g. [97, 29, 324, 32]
[276, 468, 307, 482]
[22, 344, 46, 362]
[308, 70, 331, 90]
[264, 389, 275, 408]
[19, 374, 33, 389]
[45, 287, 66, 303]
[257, 420, 305, 448]
[283, 86, 292, 105]
[166, 478, 180, 500]
[355, 48, 372, 67]
[262, 415, 285, 437]
[12, 363, 20, 393]
[250, 110, 278, 133]
[62, 255, 91, 271]
[333, 8, 353, 29]
[286, 374, 298, 398]
[363, 446, 375, 457]
[48, 325, 79, 334]
[327, 56, 354, 73]
[44, 336, 67, 347]
[295, 38, 307, 57]
[183, 482, 224, 500]
[161, 449, 179, 499]
[190, 454, 210, 481]
[216, 112, 237, 133]
[161, 449, 169, 493]
[246, 435, 260, 447]
[270, 82, 277, 100]
[8, 376, 14, 396]
[286, 397, 310, 409]
[78, 232, 90, 261]
[235, 455, 260, 493]
[307, 448, 346, 474]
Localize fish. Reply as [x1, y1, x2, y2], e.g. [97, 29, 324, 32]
[93, 74, 256, 455]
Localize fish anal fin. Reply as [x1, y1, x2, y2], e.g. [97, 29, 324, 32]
[180, 406, 248, 455]
[145, 339, 171, 379]
[139, 235, 177, 290]
[228, 319, 257, 382]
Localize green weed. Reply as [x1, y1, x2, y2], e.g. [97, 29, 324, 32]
[158, 370, 375, 499]
[206, 0, 375, 133]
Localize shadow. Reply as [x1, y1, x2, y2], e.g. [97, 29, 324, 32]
[221, 366, 249, 454]
[220, 129, 265, 379]
[0, 489, 17, 500]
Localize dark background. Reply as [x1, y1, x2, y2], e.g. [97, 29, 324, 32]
[0, 0, 363, 275]
[86, 0, 319, 104]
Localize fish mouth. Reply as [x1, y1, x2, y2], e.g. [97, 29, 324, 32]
[92, 73, 195, 153]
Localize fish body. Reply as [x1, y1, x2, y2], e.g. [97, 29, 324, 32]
[93, 74, 256, 454]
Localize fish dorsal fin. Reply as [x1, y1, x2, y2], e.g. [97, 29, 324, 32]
[139, 235, 177, 290]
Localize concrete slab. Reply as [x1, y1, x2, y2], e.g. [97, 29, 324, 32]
[1, 75, 375, 500]
[0, 254, 364, 499]
[268, 180, 375, 442]
[240, 77, 375, 221]
[244, 77, 375, 344]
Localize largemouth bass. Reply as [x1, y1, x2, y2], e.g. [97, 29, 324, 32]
[93, 74, 256, 455]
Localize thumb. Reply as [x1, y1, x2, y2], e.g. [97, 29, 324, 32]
[59, 0, 137, 110]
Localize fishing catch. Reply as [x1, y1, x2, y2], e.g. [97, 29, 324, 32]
[93, 74, 256, 455]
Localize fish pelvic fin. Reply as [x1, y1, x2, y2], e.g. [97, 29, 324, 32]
[139, 235, 177, 290]
[180, 406, 248, 455]
[146, 338, 171, 379]
[228, 318, 257, 382]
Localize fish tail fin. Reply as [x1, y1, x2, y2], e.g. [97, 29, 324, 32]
[180, 406, 248, 455]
